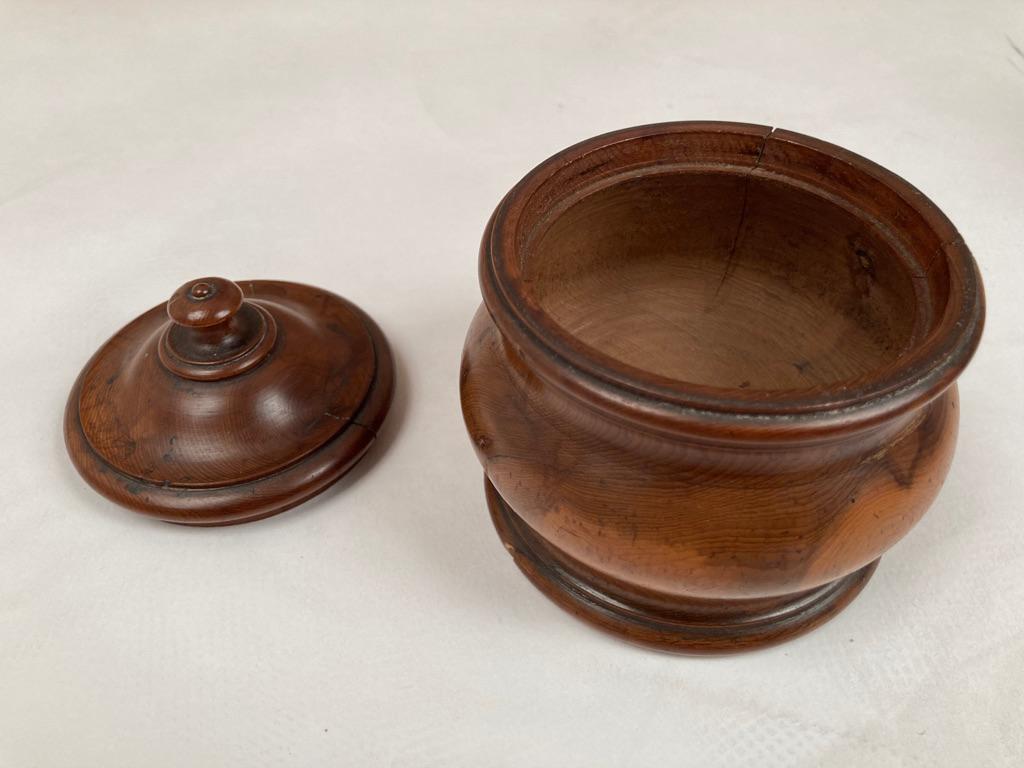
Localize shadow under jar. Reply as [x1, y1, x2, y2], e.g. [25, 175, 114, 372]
[460, 122, 984, 653]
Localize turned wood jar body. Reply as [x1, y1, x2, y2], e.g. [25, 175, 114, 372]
[461, 122, 984, 653]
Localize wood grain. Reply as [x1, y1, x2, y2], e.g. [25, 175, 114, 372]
[461, 122, 984, 653]
[65, 278, 394, 525]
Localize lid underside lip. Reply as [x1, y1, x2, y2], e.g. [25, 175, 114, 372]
[482, 121, 984, 433]
[68, 392, 380, 491]
[64, 398, 384, 524]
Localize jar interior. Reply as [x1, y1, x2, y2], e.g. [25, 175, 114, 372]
[526, 170, 929, 391]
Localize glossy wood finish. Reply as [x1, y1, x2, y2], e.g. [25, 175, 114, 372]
[66, 278, 394, 525]
[461, 122, 984, 653]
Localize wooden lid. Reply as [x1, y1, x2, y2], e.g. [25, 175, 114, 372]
[64, 277, 394, 525]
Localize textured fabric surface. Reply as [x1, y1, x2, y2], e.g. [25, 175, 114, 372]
[1, 1, 1020, 765]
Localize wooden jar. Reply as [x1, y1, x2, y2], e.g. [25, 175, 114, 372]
[461, 122, 984, 653]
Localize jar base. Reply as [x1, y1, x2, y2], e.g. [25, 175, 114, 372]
[486, 477, 879, 654]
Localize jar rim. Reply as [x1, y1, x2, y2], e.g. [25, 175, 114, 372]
[481, 121, 984, 440]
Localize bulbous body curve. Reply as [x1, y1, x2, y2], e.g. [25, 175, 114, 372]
[462, 305, 958, 606]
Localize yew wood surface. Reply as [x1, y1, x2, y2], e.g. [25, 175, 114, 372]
[461, 122, 984, 652]
[66, 278, 394, 525]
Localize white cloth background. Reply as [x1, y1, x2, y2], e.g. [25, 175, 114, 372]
[1, 1, 1021, 765]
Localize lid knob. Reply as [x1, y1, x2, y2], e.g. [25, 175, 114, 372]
[167, 277, 244, 328]
[158, 277, 277, 381]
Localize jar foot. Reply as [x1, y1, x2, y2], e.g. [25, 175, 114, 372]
[486, 477, 879, 654]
